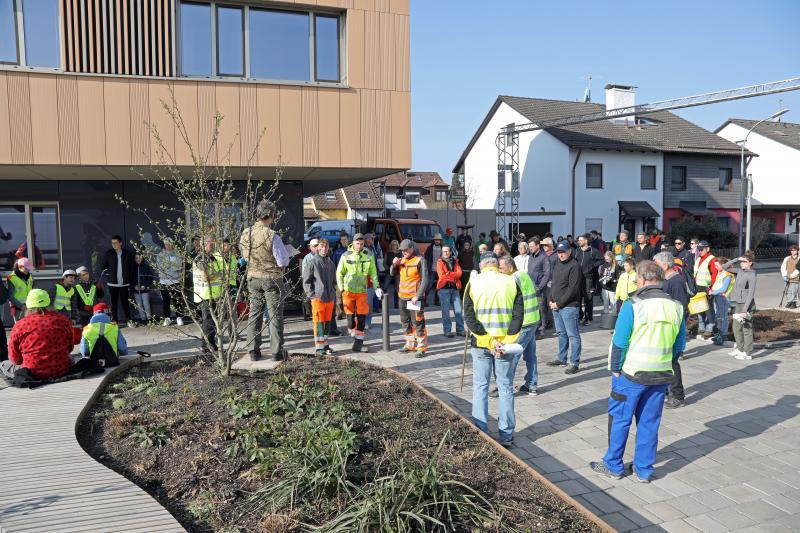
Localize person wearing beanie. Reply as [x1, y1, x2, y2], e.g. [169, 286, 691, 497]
[6, 257, 35, 323]
[75, 266, 105, 327]
[1, 289, 73, 381]
[79, 302, 128, 362]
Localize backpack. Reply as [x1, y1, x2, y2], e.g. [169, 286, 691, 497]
[88, 334, 121, 368]
[676, 264, 697, 297]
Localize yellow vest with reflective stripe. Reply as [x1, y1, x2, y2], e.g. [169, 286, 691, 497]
[620, 296, 683, 376]
[7, 273, 33, 305]
[228, 257, 238, 287]
[711, 270, 734, 298]
[76, 283, 97, 306]
[469, 268, 519, 348]
[54, 284, 75, 311]
[694, 254, 714, 287]
[513, 271, 540, 327]
[193, 253, 225, 302]
[83, 321, 119, 355]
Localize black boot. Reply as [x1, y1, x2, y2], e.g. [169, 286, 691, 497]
[352, 339, 364, 352]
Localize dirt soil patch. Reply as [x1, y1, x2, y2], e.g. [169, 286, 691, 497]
[751, 309, 800, 343]
[79, 356, 600, 532]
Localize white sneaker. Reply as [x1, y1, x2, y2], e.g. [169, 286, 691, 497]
[162, 318, 171, 327]
[728, 349, 744, 356]
[734, 353, 753, 360]
[176, 317, 185, 326]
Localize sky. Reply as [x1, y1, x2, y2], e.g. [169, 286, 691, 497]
[409, 0, 800, 181]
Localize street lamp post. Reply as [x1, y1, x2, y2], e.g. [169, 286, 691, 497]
[738, 108, 789, 254]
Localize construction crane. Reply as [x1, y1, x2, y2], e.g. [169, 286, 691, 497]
[494, 76, 800, 240]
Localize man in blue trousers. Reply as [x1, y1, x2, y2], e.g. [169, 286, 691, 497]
[591, 260, 686, 482]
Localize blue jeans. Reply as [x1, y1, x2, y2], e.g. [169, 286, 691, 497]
[366, 287, 375, 327]
[603, 374, 668, 480]
[471, 347, 522, 442]
[713, 295, 729, 339]
[518, 325, 538, 388]
[697, 289, 715, 333]
[438, 288, 464, 334]
[553, 306, 581, 366]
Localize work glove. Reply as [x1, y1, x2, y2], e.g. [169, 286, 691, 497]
[375, 288, 384, 299]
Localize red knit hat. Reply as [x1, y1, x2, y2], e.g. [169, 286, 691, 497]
[93, 303, 109, 314]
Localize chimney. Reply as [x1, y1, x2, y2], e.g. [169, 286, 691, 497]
[605, 84, 636, 121]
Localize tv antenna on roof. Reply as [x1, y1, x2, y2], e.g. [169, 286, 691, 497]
[583, 75, 592, 103]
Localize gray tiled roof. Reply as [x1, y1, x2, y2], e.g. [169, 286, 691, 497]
[717, 118, 800, 151]
[453, 95, 748, 172]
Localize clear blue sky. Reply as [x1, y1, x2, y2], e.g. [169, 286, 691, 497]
[409, 0, 800, 180]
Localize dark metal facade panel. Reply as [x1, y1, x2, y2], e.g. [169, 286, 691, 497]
[663, 152, 742, 210]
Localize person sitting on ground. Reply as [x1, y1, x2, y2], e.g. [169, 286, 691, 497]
[781, 245, 799, 309]
[1, 289, 74, 381]
[79, 303, 127, 366]
[721, 252, 757, 360]
[615, 258, 638, 312]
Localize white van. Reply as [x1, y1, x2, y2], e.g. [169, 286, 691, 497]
[304, 219, 359, 242]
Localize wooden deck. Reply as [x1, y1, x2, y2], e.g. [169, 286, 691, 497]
[0, 356, 185, 533]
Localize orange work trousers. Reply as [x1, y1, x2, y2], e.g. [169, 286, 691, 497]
[342, 291, 369, 340]
[311, 299, 335, 348]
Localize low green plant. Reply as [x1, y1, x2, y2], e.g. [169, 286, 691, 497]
[187, 490, 216, 521]
[130, 424, 170, 448]
[111, 397, 128, 410]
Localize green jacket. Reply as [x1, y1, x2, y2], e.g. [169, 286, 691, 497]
[336, 246, 379, 294]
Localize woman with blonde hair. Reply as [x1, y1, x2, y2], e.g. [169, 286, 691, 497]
[598, 250, 619, 314]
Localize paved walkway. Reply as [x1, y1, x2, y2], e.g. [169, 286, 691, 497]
[0, 357, 186, 533]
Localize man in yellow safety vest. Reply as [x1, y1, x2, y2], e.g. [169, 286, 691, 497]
[193, 237, 226, 356]
[464, 253, 524, 447]
[499, 256, 540, 396]
[591, 260, 686, 482]
[49, 269, 79, 324]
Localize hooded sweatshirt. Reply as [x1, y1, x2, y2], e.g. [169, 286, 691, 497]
[79, 312, 128, 358]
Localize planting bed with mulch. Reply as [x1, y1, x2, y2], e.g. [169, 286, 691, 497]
[79, 356, 600, 532]
[751, 309, 800, 343]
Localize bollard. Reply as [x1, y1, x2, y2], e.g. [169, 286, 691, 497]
[382, 292, 390, 351]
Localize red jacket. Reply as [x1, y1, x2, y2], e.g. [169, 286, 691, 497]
[8, 311, 73, 380]
[436, 258, 463, 290]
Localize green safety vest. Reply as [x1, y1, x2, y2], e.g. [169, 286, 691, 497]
[7, 273, 33, 306]
[614, 295, 683, 376]
[54, 284, 75, 311]
[193, 253, 225, 302]
[76, 283, 97, 307]
[694, 254, 714, 287]
[469, 268, 517, 337]
[711, 270, 734, 298]
[228, 257, 238, 287]
[513, 271, 540, 327]
[83, 321, 119, 355]
[336, 248, 378, 294]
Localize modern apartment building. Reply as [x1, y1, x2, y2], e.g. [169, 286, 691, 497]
[0, 0, 410, 298]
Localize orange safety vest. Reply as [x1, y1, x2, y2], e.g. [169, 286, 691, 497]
[398, 255, 423, 300]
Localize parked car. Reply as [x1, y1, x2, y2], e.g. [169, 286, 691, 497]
[304, 219, 358, 242]
[363, 218, 444, 254]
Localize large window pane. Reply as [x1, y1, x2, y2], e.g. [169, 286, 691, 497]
[216, 5, 243, 76]
[180, 2, 212, 76]
[0, 0, 18, 64]
[641, 165, 656, 189]
[0, 205, 27, 271]
[249, 9, 309, 81]
[22, 0, 59, 67]
[30, 206, 60, 270]
[671, 166, 687, 190]
[315, 15, 339, 81]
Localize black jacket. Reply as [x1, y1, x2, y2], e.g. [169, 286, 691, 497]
[549, 256, 583, 308]
[574, 246, 602, 282]
[633, 243, 654, 264]
[101, 248, 136, 285]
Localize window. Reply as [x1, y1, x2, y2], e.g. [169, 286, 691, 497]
[180, 2, 212, 76]
[325, 192, 336, 201]
[717, 217, 731, 230]
[249, 9, 309, 81]
[585, 218, 602, 234]
[373, 222, 384, 240]
[435, 190, 447, 202]
[357, 192, 369, 200]
[179, 1, 343, 83]
[216, 6, 244, 77]
[405, 192, 420, 204]
[399, 224, 443, 244]
[641, 165, 656, 190]
[671, 166, 687, 190]
[1, 0, 60, 68]
[586, 164, 603, 188]
[718, 167, 733, 192]
[0, 203, 61, 272]
[314, 15, 340, 82]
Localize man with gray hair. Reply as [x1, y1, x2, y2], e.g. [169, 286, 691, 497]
[654, 251, 689, 409]
[240, 198, 291, 361]
[591, 260, 686, 482]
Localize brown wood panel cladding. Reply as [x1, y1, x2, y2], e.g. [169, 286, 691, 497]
[56, 76, 81, 164]
[0, 74, 12, 163]
[61, 0, 175, 76]
[6, 73, 34, 164]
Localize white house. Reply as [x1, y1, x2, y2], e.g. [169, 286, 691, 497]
[715, 119, 800, 235]
[454, 85, 745, 240]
